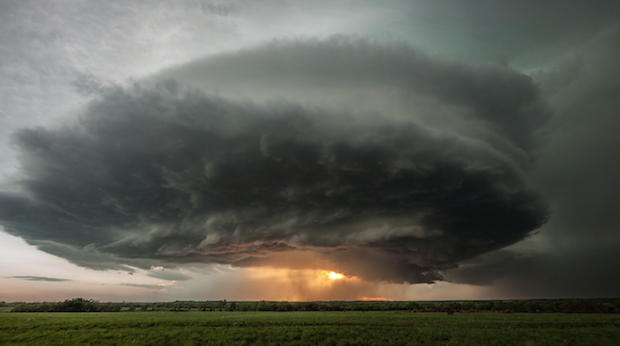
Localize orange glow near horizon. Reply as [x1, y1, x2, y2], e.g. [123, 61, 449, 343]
[358, 296, 390, 301]
[242, 267, 362, 301]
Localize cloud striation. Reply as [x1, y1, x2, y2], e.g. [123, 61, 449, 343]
[0, 38, 550, 284]
[8, 276, 72, 282]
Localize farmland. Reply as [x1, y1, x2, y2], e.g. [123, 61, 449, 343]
[1, 310, 619, 346]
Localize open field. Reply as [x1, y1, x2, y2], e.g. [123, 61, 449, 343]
[1, 311, 619, 346]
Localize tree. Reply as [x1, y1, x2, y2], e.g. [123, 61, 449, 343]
[218, 299, 227, 311]
[277, 301, 293, 311]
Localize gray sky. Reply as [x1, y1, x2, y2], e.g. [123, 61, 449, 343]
[1, 0, 619, 301]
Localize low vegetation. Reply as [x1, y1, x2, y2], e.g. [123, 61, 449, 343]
[1, 310, 619, 345]
[7, 298, 620, 314]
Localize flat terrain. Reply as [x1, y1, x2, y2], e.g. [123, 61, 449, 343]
[1, 311, 619, 345]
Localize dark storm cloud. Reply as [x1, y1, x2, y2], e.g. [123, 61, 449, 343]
[25, 239, 147, 272]
[165, 36, 550, 156]
[446, 245, 620, 299]
[0, 38, 549, 283]
[8, 276, 72, 282]
[147, 270, 192, 281]
[444, 28, 620, 296]
[443, 249, 536, 286]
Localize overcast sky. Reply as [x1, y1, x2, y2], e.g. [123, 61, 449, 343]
[1, 0, 619, 302]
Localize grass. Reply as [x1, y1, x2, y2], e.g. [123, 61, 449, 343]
[1, 311, 619, 345]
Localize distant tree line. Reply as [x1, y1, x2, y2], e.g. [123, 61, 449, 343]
[10, 298, 123, 312]
[9, 298, 620, 313]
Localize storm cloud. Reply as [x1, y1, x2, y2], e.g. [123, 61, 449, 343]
[0, 38, 550, 284]
[121, 283, 166, 290]
[444, 27, 620, 296]
[8, 276, 72, 282]
[147, 268, 193, 281]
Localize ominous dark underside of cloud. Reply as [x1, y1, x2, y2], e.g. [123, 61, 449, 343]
[0, 38, 550, 284]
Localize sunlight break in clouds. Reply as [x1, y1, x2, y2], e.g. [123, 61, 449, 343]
[328, 272, 344, 280]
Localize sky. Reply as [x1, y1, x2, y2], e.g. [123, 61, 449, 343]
[1, 0, 619, 302]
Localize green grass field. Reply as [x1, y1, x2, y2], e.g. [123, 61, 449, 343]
[1, 311, 619, 345]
